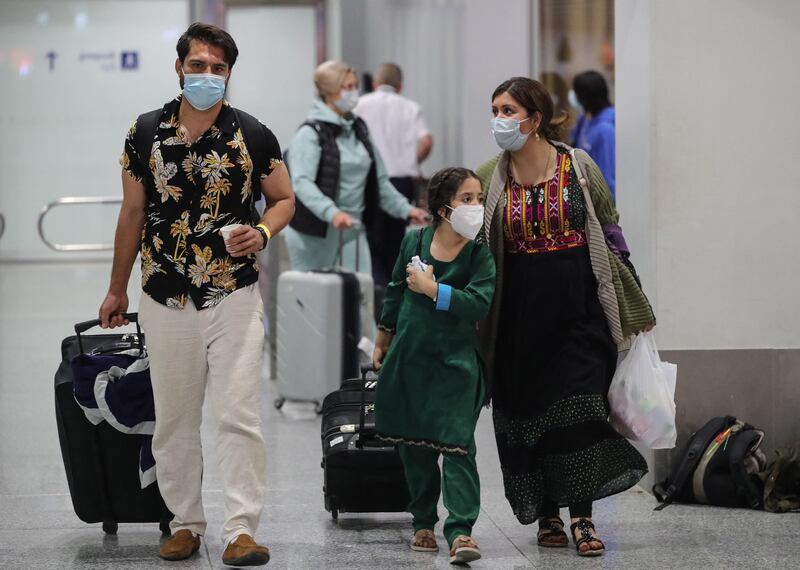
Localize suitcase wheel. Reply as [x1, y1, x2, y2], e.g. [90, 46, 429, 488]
[326, 496, 339, 520]
[102, 520, 118, 535]
[274, 398, 285, 410]
[160, 520, 171, 536]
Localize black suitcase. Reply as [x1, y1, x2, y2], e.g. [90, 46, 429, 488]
[321, 366, 410, 519]
[55, 313, 172, 535]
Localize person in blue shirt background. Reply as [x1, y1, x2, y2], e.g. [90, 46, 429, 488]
[570, 71, 616, 200]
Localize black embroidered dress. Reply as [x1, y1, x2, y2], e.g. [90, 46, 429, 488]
[492, 148, 647, 524]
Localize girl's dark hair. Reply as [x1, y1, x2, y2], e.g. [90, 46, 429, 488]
[492, 76, 567, 141]
[177, 22, 239, 68]
[427, 167, 479, 225]
[572, 70, 611, 115]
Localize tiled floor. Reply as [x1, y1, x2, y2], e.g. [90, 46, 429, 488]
[0, 262, 797, 569]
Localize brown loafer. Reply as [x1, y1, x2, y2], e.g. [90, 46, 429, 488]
[222, 534, 271, 567]
[159, 529, 201, 561]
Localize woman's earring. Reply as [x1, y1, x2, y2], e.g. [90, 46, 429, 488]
[535, 131, 541, 142]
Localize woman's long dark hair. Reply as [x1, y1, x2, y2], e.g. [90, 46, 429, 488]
[572, 70, 612, 115]
[492, 77, 567, 141]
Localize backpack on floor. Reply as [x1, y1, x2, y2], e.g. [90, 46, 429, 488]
[653, 416, 767, 510]
[759, 443, 800, 513]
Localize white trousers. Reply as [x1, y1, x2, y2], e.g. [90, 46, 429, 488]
[138, 285, 266, 545]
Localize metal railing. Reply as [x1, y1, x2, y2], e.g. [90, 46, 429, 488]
[38, 197, 121, 252]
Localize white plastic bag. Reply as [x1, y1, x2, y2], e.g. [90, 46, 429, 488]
[608, 330, 677, 449]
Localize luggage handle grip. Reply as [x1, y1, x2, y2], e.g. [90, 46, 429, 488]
[334, 221, 363, 272]
[74, 312, 138, 335]
[74, 312, 142, 355]
[356, 364, 376, 449]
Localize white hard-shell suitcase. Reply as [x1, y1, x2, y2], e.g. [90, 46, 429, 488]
[275, 231, 374, 411]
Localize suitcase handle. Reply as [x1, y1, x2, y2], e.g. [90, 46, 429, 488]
[356, 364, 376, 449]
[74, 312, 142, 355]
[334, 221, 363, 272]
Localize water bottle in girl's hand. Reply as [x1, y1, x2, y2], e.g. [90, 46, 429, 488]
[409, 255, 428, 273]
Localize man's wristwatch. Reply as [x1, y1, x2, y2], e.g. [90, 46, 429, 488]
[255, 224, 270, 251]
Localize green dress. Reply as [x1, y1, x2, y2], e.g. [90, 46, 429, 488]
[375, 227, 496, 455]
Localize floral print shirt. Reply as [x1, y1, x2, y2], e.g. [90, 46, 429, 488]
[120, 96, 283, 309]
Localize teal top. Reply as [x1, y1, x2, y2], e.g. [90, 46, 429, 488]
[283, 100, 412, 271]
[375, 227, 497, 455]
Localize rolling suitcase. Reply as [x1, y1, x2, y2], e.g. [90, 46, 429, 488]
[275, 230, 374, 410]
[321, 366, 410, 519]
[55, 313, 172, 535]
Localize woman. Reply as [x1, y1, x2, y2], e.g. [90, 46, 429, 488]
[284, 60, 427, 272]
[569, 70, 616, 199]
[372, 168, 495, 564]
[476, 77, 655, 557]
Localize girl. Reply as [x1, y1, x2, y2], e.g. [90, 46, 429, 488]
[372, 167, 496, 565]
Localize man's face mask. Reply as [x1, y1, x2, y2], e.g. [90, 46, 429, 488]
[182, 72, 227, 111]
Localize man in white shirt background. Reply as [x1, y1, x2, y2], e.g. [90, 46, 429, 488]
[355, 63, 433, 287]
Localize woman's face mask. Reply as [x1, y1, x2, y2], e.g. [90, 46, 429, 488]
[568, 89, 584, 114]
[335, 88, 359, 113]
[445, 204, 484, 240]
[182, 72, 227, 111]
[490, 116, 531, 152]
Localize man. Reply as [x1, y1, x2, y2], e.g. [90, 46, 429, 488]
[99, 23, 294, 566]
[354, 62, 433, 286]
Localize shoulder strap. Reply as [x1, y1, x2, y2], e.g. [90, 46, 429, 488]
[415, 226, 481, 265]
[654, 416, 736, 510]
[232, 107, 267, 202]
[134, 108, 163, 176]
[727, 428, 766, 509]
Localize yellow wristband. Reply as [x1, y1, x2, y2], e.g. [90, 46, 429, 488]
[256, 223, 272, 240]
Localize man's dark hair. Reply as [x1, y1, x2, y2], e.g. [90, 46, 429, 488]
[572, 70, 612, 115]
[427, 167, 479, 226]
[176, 22, 239, 68]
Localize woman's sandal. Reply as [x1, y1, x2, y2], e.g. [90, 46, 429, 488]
[449, 535, 481, 565]
[537, 517, 569, 548]
[410, 529, 438, 552]
[570, 518, 605, 557]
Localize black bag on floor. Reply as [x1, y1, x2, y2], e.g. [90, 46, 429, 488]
[759, 443, 800, 513]
[320, 365, 410, 519]
[55, 313, 172, 535]
[653, 416, 767, 510]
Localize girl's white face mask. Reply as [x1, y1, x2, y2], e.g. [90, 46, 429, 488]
[445, 204, 484, 240]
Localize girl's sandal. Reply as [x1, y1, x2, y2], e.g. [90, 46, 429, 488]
[570, 518, 605, 557]
[537, 517, 569, 547]
[449, 535, 481, 565]
[410, 529, 438, 552]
